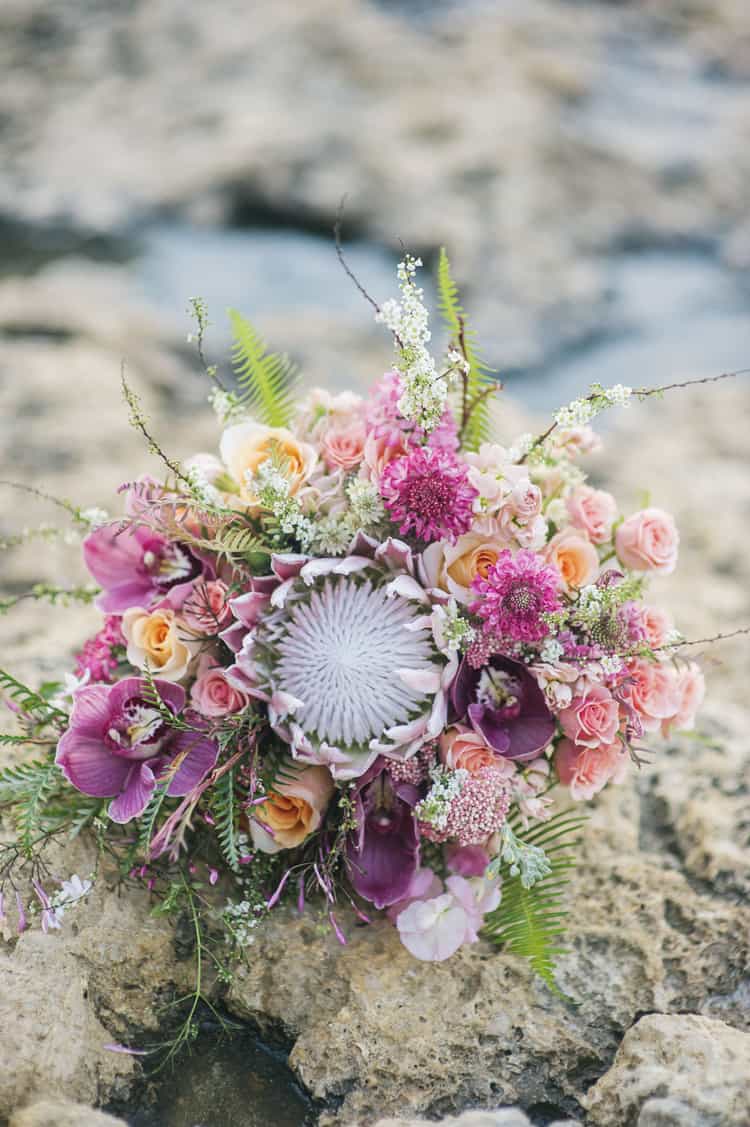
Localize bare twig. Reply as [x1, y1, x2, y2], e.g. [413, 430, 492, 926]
[334, 197, 405, 351]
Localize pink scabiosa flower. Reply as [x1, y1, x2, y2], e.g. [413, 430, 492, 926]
[470, 549, 562, 644]
[379, 446, 477, 544]
[74, 615, 125, 684]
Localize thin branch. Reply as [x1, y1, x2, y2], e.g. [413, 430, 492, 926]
[521, 367, 747, 463]
[120, 365, 194, 490]
[334, 197, 405, 351]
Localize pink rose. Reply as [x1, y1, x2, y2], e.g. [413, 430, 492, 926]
[182, 580, 233, 635]
[639, 605, 673, 649]
[555, 737, 628, 800]
[551, 425, 602, 457]
[439, 726, 515, 778]
[190, 655, 249, 718]
[625, 658, 681, 733]
[559, 684, 620, 749]
[510, 480, 542, 522]
[361, 429, 410, 483]
[544, 527, 599, 590]
[662, 662, 705, 736]
[320, 420, 367, 471]
[566, 485, 617, 545]
[616, 508, 679, 575]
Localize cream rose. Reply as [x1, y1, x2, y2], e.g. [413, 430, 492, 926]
[122, 607, 194, 682]
[250, 764, 335, 854]
[544, 527, 599, 590]
[220, 420, 317, 504]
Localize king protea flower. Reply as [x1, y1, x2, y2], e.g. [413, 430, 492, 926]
[224, 535, 458, 779]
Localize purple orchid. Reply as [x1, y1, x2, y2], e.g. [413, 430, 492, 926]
[346, 759, 420, 909]
[83, 524, 205, 614]
[55, 677, 218, 823]
[450, 655, 554, 762]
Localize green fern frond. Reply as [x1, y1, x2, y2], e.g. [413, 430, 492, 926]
[211, 767, 241, 873]
[229, 309, 299, 428]
[138, 780, 171, 858]
[483, 809, 586, 997]
[437, 248, 498, 451]
[0, 758, 62, 855]
[0, 668, 66, 723]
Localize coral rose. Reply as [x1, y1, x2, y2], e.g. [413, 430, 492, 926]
[559, 684, 620, 749]
[544, 527, 599, 590]
[555, 737, 627, 800]
[439, 727, 515, 778]
[625, 658, 681, 733]
[250, 764, 335, 854]
[662, 662, 705, 735]
[220, 420, 317, 505]
[566, 485, 617, 545]
[122, 607, 194, 682]
[615, 508, 679, 575]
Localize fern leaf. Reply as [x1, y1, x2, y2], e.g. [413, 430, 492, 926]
[1, 758, 62, 855]
[138, 780, 171, 858]
[212, 766, 241, 873]
[483, 809, 586, 997]
[437, 248, 498, 451]
[0, 668, 66, 723]
[229, 310, 299, 428]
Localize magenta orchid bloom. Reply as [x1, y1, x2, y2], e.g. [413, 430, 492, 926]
[346, 758, 421, 909]
[451, 655, 555, 762]
[55, 677, 218, 822]
[83, 524, 205, 613]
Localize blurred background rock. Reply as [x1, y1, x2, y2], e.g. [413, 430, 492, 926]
[0, 3, 748, 1123]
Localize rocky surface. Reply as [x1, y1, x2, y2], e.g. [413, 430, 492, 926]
[1, 0, 749, 368]
[9, 1101, 128, 1127]
[585, 1013, 750, 1127]
[0, 1, 749, 1124]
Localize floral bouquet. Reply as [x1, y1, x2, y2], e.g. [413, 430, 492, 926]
[0, 248, 715, 992]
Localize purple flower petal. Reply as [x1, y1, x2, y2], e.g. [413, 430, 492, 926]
[108, 762, 157, 823]
[166, 724, 218, 796]
[56, 730, 132, 797]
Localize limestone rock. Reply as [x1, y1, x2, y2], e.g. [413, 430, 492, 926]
[585, 1014, 750, 1127]
[9, 1100, 128, 1127]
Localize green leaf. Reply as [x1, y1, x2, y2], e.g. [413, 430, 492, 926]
[138, 780, 171, 858]
[482, 809, 587, 998]
[437, 248, 498, 451]
[229, 309, 299, 428]
[0, 667, 66, 723]
[211, 766, 241, 873]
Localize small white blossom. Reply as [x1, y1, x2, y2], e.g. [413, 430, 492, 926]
[539, 638, 564, 663]
[78, 507, 109, 529]
[415, 766, 469, 831]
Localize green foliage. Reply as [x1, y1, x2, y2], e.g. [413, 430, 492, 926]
[483, 809, 587, 997]
[437, 248, 498, 451]
[138, 781, 171, 858]
[0, 757, 61, 855]
[229, 309, 299, 429]
[211, 766, 241, 873]
[0, 667, 66, 723]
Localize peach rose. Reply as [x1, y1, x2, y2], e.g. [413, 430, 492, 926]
[559, 684, 620, 749]
[320, 420, 367, 471]
[555, 737, 627, 800]
[615, 508, 679, 575]
[250, 764, 335, 854]
[566, 485, 617, 545]
[638, 605, 673, 649]
[220, 421, 317, 504]
[122, 607, 194, 682]
[439, 727, 515, 778]
[661, 662, 705, 735]
[544, 527, 599, 590]
[625, 658, 681, 732]
[361, 429, 410, 482]
[190, 655, 249, 718]
[181, 580, 233, 635]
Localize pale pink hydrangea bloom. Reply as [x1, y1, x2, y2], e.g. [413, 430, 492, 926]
[395, 872, 501, 961]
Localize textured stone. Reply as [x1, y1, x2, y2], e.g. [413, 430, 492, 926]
[9, 1100, 127, 1127]
[585, 1014, 750, 1127]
